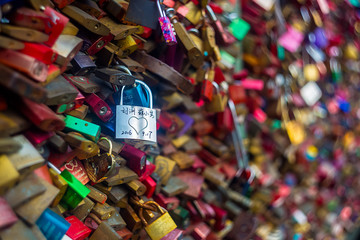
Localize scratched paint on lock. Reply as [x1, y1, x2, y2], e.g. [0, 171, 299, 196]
[116, 105, 157, 143]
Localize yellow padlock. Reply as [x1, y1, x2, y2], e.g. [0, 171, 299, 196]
[204, 82, 228, 113]
[139, 201, 177, 240]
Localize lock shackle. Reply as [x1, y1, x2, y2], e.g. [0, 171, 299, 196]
[113, 65, 132, 75]
[156, 0, 165, 18]
[130, 196, 157, 212]
[205, 5, 217, 22]
[139, 201, 166, 226]
[119, 80, 153, 108]
[228, 99, 249, 169]
[212, 81, 220, 93]
[98, 137, 113, 155]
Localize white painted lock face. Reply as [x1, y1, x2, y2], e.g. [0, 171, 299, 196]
[115, 79, 157, 144]
[300, 81, 322, 106]
[116, 105, 157, 143]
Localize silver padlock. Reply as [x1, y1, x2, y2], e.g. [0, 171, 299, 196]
[115, 79, 157, 144]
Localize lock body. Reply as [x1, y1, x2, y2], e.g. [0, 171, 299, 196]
[59, 169, 91, 210]
[85, 93, 114, 122]
[116, 80, 157, 143]
[36, 208, 70, 240]
[141, 202, 177, 240]
[64, 115, 101, 142]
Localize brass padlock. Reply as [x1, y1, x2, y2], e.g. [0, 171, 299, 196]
[139, 201, 177, 240]
[84, 137, 115, 183]
[204, 82, 228, 113]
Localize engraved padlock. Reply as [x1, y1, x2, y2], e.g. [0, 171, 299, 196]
[156, 0, 177, 46]
[139, 201, 177, 240]
[115, 80, 157, 143]
[84, 137, 115, 183]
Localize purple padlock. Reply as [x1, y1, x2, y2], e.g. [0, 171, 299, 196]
[313, 27, 329, 49]
[156, 0, 177, 46]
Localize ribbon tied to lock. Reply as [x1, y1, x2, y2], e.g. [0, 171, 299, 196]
[115, 79, 157, 143]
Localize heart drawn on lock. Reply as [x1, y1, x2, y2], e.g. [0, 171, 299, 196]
[128, 116, 149, 135]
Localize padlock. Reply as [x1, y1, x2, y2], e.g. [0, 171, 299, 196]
[205, 5, 236, 46]
[44, 75, 79, 106]
[0, 49, 48, 82]
[61, 5, 110, 36]
[204, 82, 228, 112]
[0, 24, 49, 43]
[78, 31, 113, 56]
[105, 166, 138, 186]
[20, 42, 58, 65]
[169, 206, 190, 229]
[64, 115, 101, 142]
[0, 197, 18, 230]
[24, 128, 54, 147]
[0, 36, 24, 50]
[107, 185, 128, 205]
[126, 179, 147, 196]
[89, 222, 122, 240]
[120, 204, 142, 234]
[85, 93, 114, 122]
[87, 185, 108, 204]
[170, 151, 194, 169]
[7, 134, 45, 174]
[66, 75, 101, 94]
[94, 66, 136, 86]
[117, 227, 133, 240]
[48, 162, 91, 210]
[104, 210, 126, 231]
[115, 80, 157, 143]
[92, 202, 116, 220]
[35, 208, 71, 240]
[139, 201, 177, 240]
[49, 168, 68, 207]
[141, 176, 157, 198]
[65, 216, 92, 240]
[202, 24, 217, 59]
[99, 17, 139, 40]
[52, 35, 83, 71]
[0, 64, 47, 103]
[0, 156, 19, 196]
[72, 0, 105, 19]
[61, 158, 91, 185]
[155, 0, 176, 45]
[57, 132, 99, 159]
[176, 171, 204, 199]
[70, 51, 97, 75]
[10, 7, 50, 31]
[155, 155, 176, 185]
[161, 176, 189, 197]
[70, 197, 94, 222]
[84, 137, 115, 183]
[120, 143, 147, 176]
[15, 178, 60, 225]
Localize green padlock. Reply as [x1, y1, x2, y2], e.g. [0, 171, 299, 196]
[48, 162, 91, 210]
[64, 115, 101, 142]
[139, 201, 177, 240]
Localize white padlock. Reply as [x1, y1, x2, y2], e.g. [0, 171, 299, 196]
[115, 79, 157, 143]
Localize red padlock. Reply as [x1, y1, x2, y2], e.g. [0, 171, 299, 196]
[120, 143, 147, 177]
[141, 176, 156, 198]
[20, 42, 58, 65]
[10, 7, 51, 31]
[201, 79, 214, 102]
[24, 128, 54, 147]
[85, 93, 113, 122]
[19, 98, 65, 132]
